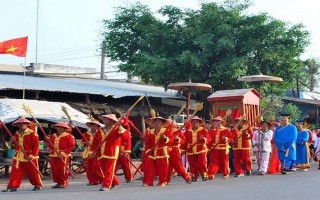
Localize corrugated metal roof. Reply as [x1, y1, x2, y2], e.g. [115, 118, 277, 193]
[207, 88, 259, 99]
[0, 74, 179, 98]
[0, 64, 26, 72]
[0, 99, 90, 127]
[302, 91, 320, 100]
[283, 97, 320, 106]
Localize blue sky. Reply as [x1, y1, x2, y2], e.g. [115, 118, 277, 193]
[0, 0, 319, 78]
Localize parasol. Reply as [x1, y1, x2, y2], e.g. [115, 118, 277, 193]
[167, 80, 212, 118]
[238, 73, 283, 168]
[238, 73, 283, 123]
[237, 73, 283, 83]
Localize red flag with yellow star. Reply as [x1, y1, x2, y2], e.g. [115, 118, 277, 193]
[0, 36, 28, 57]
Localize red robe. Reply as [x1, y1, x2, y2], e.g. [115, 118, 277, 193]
[115, 129, 133, 182]
[208, 126, 232, 177]
[167, 129, 191, 183]
[7, 128, 42, 189]
[267, 139, 281, 174]
[90, 125, 124, 189]
[184, 127, 211, 180]
[48, 132, 75, 187]
[82, 131, 104, 185]
[231, 126, 253, 175]
[143, 127, 172, 186]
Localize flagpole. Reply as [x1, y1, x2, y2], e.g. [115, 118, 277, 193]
[22, 57, 26, 99]
[35, 0, 39, 63]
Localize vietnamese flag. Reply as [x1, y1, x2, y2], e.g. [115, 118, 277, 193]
[0, 36, 28, 57]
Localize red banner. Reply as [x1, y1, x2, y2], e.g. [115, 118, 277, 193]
[0, 36, 28, 57]
[218, 107, 240, 119]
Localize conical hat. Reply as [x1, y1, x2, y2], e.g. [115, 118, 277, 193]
[235, 116, 247, 121]
[190, 116, 204, 125]
[12, 117, 31, 126]
[53, 122, 71, 130]
[211, 116, 223, 121]
[86, 120, 103, 127]
[99, 114, 118, 122]
[145, 117, 170, 128]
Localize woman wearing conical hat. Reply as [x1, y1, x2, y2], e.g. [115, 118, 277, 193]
[2, 117, 42, 192]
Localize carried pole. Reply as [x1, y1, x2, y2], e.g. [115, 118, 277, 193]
[77, 96, 144, 173]
[22, 105, 76, 178]
[0, 120, 43, 177]
[61, 106, 90, 143]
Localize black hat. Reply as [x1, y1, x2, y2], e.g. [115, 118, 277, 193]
[261, 121, 271, 126]
[205, 120, 211, 124]
[280, 113, 290, 117]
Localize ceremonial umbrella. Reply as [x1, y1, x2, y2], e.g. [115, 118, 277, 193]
[238, 73, 283, 169]
[237, 73, 283, 83]
[167, 80, 212, 118]
[237, 73, 283, 121]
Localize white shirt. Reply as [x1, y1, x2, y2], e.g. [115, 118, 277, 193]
[252, 129, 273, 153]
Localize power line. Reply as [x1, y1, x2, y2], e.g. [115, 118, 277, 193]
[38, 55, 99, 63]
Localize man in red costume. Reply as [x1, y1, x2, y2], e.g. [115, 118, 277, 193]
[231, 117, 253, 177]
[185, 116, 211, 182]
[143, 117, 171, 187]
[48, 122, 75, 188]
[166, 119, 192, 184]
[115, 120, 133, 183]
[83, 120, 105, 186]
[92, 114, 124, 191]
[2, 117, 42, 192]
[207, 116, 232, 179]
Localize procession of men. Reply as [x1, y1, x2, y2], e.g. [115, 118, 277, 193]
[1, 107, 317, 193]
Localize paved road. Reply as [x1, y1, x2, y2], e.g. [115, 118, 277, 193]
[1, 161, 319, 200]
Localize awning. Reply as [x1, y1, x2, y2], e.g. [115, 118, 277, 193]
[0, 98, 90, 128]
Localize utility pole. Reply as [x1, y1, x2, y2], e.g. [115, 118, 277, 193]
[100, 41, 106, 79]
[296, 76, 300, 98]
[35, 0, 39, 63]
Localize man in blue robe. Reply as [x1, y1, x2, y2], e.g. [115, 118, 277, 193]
[274, 113, 297, 174]
[294, 121, 310, 170]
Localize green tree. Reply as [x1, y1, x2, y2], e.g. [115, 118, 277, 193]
[101, 1, 310, 95]
[300, 58, 320, 92]
[283, 103, 302, 121]
[261, 97, 302, 122]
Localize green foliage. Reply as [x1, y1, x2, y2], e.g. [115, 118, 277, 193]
[283, 103, 302, 122]
[101, 0, 310, 95]
[261, 97, 302, 122]
[299, 58, 320, 92]
[261, 96, 283, 122]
